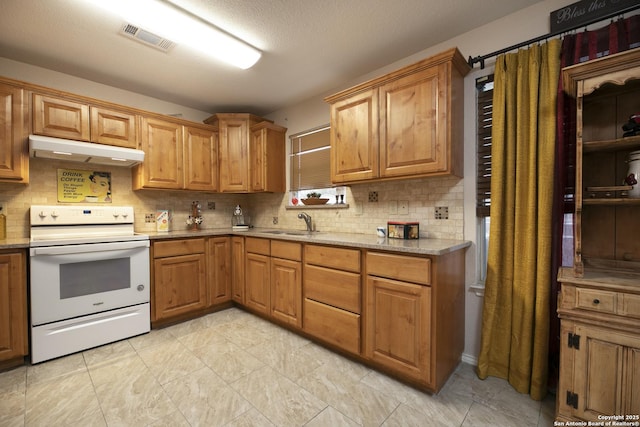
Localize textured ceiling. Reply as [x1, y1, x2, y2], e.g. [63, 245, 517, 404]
[0, 0, 544, 115]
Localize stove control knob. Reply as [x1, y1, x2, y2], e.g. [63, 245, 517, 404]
[51, 211, 59, 218]
[113, 212, 120, 219]
[122, 212, 129, 219]
[39, 211, 48, 218]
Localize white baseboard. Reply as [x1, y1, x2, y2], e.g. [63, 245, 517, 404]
[461, 352, 478, 366]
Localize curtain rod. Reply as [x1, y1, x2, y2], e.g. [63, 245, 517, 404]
[467, 4, 640, 69]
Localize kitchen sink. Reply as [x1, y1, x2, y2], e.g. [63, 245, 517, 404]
[263, 230, 311, 236]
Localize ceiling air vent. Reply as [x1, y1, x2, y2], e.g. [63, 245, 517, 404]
[119, 23, 175, 52]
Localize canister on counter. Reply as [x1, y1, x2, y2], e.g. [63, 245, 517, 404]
[156, 210, 172, 232]
[387, 221, 419, 239]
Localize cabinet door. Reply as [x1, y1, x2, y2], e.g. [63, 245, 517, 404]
[184, 125, 217, 191]
[90, 107, 137, 148]
[270, 257, 301, 328]
[33, 94, 90, 141]
[218, 118, 249, 192]
[0, 252, 28, 363]
[208, 237, 230, 306]
[154, 253, 207, 320]
[379, 64, 447, 178]
[365, 275, 431, 384]
[250, 124, 286, 192]
[135, 117, 183, 189]
[0, 83, 28, 183]
[245, 252, 270, 314]
[231, 237, 245, 303]
[570, 324, 640, 420]
[329, 88, 379, 183]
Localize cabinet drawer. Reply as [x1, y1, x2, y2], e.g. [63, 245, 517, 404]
[304, 298, 360, 355]
[246, 237, 270, 255]
[366, 252, 431, 285]
[271, 240, 301, 261]
[575, 287, 616, 314]
[304, 264, 361, 313]
[154, 238, 205, 258]
[619, 293, 640, 319]
[304, 244, 360, 272]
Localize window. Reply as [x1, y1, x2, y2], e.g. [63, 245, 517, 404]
[289, 125, 346, 205]
[290, 125, 331, 191]
[476, 74, 493, 284]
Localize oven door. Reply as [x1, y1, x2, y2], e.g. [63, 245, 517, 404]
[30, 240, 150, 326]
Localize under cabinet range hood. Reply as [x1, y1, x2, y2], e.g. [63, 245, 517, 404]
[29, 135, 145, 167]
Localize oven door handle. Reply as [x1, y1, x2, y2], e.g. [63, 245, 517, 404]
[31, 240, 150, 256]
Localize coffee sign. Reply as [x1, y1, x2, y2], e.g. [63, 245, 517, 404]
[551, 0, 639, 33]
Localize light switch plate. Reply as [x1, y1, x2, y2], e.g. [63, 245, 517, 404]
[388, 200, 398, 214]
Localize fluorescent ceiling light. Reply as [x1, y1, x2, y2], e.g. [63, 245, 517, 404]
[83, 0, 261, 69]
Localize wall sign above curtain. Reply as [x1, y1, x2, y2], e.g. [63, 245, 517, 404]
[551, 0, 640, 33]
[57, 169, 112, 203]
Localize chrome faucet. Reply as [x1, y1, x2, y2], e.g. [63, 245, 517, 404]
[297, 212, 313, 232]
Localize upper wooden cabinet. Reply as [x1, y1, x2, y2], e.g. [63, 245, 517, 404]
[204, 113, 286, 193]
[32, 93, 137, 148]
[250, 121, 287, 192]
[134, 117, 184, 190]
[133, 117, 218, 192]
[184, 125, 218, 192]
[325, 47, 470, 184]
[0, 82, 28, 183]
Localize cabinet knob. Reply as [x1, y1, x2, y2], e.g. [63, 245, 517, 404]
[593, 299, 600, 305]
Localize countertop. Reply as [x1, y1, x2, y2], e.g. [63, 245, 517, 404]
[145, 227, 471, 256]
[1, 228, 471, 256]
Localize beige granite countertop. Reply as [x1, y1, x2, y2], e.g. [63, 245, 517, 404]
[0, 238, 30, 249]
[145, 227, 470, 256]
[1, 229, 470, 256]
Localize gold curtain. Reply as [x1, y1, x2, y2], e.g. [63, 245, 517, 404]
[477, 39, 561, 401]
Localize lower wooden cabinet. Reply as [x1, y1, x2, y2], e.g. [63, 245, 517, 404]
[557, 267, 640, 421]
[244, 238, 302, 327]
[208, 237, 231, 306]
[270, 240, 302, 327]
[153, 239, 207, 321]
[0, 250, 28, 368]
[365, 250, 464, 392]
[303, 244, 362, 355]
[231, 237, 245, 303]
[365, 274, 431, 384]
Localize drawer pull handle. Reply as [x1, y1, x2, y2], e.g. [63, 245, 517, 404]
[593, 299, 600, 305]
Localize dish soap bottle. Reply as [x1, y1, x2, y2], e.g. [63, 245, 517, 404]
[0, 206, 6, 240]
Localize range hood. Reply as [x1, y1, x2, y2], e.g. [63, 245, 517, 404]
[29, 135, 145, 167]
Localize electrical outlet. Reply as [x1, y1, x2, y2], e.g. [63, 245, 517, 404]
[273, 216, 278, 225]
[398, 200, 409, 215]
[388, 200, 397, 214]
[207, 201, 216, 210]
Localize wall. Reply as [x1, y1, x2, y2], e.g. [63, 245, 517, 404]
[0, 0, 574, 364]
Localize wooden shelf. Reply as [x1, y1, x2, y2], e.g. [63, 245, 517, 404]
[583, 134, 640, 152]
[582, 198, 640, 205]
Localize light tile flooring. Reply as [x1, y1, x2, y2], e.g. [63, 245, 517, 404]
[0, 308, 556, 427]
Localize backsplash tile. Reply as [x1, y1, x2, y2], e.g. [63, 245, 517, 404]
[1, 159, 463, 241]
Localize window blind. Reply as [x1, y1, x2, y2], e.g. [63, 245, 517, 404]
[476, 75, 494, 218]
[290, 126, 331, 190]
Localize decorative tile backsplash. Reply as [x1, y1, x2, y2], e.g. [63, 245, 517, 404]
[1, 158, 463, 240]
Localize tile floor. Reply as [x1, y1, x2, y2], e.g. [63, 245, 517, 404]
[0, 308, 556, 426]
